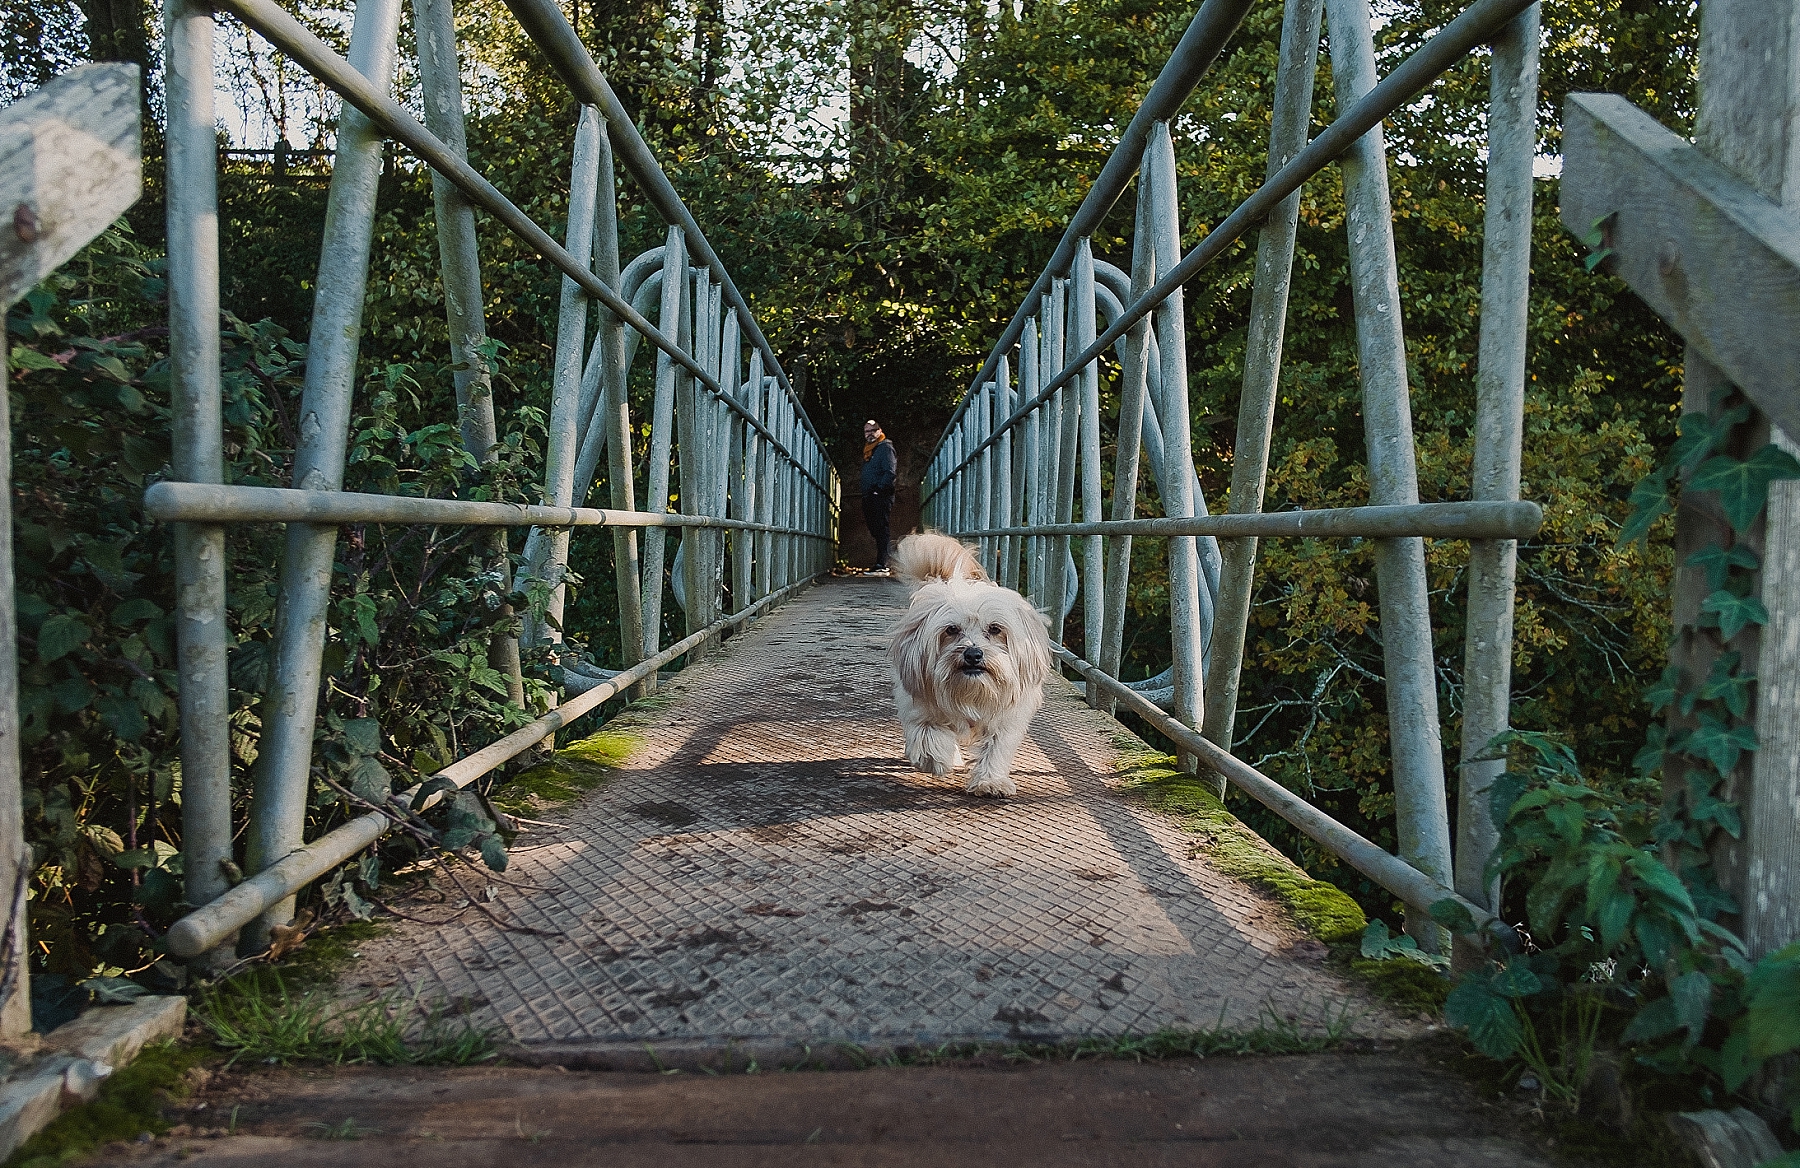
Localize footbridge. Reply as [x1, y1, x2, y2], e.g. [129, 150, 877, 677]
[16, 0, 1790, 1066]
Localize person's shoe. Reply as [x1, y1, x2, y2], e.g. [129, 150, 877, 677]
[868, 565, 891, 576]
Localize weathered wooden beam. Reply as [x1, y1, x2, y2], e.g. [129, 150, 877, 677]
[0, 63, 141, 1040]
[1562, 92, 1800, 441]
[0, 64, 142, 308]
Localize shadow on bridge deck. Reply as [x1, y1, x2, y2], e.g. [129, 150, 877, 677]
[348, 576, 1410, 1066]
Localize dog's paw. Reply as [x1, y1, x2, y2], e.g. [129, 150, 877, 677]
[965, 774, 1016, 798]
[909, 748, 953, 776]
[908, 731, 963, 775]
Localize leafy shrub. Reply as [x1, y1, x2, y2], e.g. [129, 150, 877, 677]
[1443, 732, 1800, 1135]
[7, 226, 576, 990]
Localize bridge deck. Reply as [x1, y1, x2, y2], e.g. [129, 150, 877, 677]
[348, 577, 1407, 1063]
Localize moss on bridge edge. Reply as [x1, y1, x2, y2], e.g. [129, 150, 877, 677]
[493, 701, 657, 815]
[1110, 743, 1366, 944]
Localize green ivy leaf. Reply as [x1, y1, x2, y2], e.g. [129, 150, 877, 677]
[479, 834, 509, 873]
[1618, 469, 1673, 548]
[1700, 652, 1755, 719]
[1685, 543, 1759, 592]
[1682, 713, 1760, 776]
[1632, 723, 1667, 775]
[1700, 589, 1770, 641]
[1643, 665, 1681, 715]
[1672, 405, 1748, 473]
[1690, 444, 1800, 534]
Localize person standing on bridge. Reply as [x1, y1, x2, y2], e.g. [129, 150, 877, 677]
[860, 419, 898, 574]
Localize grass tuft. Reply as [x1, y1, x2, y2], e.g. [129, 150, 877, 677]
[1115, 750, 1367, 943]
[196, 970, 496, 1068]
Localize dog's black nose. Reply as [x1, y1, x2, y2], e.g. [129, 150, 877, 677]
[962, 646, 984, 666]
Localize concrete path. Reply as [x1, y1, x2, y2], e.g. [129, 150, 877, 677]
[347, 576, 1405, 1064]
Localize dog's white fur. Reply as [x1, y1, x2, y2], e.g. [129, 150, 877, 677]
[887, 533, 1051, 797]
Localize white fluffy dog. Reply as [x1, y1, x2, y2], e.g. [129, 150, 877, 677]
[887, 533, 1052, 797]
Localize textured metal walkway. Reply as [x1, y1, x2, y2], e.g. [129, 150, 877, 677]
[348, 577, 1406, 1063]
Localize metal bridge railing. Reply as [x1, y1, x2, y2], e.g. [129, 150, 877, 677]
[159, 0, 839, 960]
[920, 0, 1543, 953]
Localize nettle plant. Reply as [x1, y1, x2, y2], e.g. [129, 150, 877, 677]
[1440, 394, 1800, 1132]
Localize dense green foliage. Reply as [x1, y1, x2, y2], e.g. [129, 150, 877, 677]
[1442, 734, 1799, 1136]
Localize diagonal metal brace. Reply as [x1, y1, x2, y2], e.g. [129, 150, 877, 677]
[1562, 92, 1800, 439]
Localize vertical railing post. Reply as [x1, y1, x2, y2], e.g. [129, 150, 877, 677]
[1074, 240, 1105, 695]
[754, 376, 774, 600]
[1040, 289, 1065, 623]
[1019, 320, 1042, 607]
[412, 0, 526, 708]
[1052, 278, 1080, 637]
[720, 309, 740, 614]
[1099, 171, 1157, 694]
[245, 0, 402, 947]
[533, 104, 603, 674]
[993, 357, 1014, 588]
[976, 382, 993, 568]
[1326, 0, 1453, 951]
[640, 225, 686, 679]
[1202, 0, 1322, 748]
[590, 125, 646, 685]
[707, 286, 728, 625]
[732, 347, 760, 612]
[676, 268, 704, 642]
[165, 0, 235, 968]
[1146, 121, 1206, 772]
[1453, 3, 1538, 971]
[773, 392, 791, 591]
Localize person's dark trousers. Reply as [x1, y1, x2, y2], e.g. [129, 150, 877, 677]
[863, 491, 894, 568]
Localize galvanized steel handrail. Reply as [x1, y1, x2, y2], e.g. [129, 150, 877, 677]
[145, 482, 833, 536]
[924, 0, 1542, 957]
[956, 500, 1543, 541]
[159, 0, 839, 959]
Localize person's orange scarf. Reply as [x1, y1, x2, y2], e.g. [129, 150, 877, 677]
[863, 429, 886, 461]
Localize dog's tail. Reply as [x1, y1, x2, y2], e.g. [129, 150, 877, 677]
[892, 532, 987, 588]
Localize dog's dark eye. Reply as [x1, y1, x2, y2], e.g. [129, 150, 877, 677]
[942, 625, 961, 639]
[987, 623, 1004, 638]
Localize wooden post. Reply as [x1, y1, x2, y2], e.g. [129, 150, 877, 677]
[1684, 0, 1800, 958]
[1, 62, 144, 1029]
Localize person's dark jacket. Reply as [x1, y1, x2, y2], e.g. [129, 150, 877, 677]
[860, 439, 896, 496]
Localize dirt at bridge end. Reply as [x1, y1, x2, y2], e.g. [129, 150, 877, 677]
[105, 1042, 1570, 1167]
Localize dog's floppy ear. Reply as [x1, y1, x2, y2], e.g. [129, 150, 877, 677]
[1009, 593, 1053, 692]
[889, 593, 941, 698]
